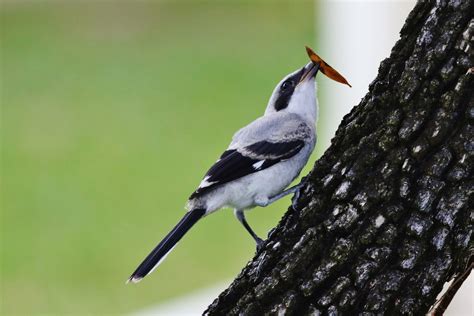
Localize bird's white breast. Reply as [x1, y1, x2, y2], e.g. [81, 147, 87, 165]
[199, 140, 314, 214]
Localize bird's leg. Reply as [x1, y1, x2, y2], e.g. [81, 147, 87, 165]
[234, 209, 264, 251]
[255, 183, 304, 207]
[235, 184, 305, 251]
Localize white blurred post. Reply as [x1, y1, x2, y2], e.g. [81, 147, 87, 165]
[316, 0, 414, 151]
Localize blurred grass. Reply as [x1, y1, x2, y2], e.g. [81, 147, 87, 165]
[1, 1, 319, 314]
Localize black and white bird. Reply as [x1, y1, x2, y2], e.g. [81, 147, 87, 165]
[128, 60, 320, 283]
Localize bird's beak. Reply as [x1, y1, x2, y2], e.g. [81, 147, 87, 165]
[305, 46, 352, 87]
[297, 62, 319, 86]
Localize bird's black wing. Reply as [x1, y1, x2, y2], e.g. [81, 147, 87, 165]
[189, 139, 304, 199]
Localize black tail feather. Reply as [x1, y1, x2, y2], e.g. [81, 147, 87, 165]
[127, 208, 206, 283]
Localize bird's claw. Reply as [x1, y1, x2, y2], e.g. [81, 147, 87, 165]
[256, 238, 265, 252]
[291, 185, 302, 210]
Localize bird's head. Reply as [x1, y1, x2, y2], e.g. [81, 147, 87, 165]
[265, 62, 319, 123]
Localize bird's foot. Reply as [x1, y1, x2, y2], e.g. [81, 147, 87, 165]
[291, 184, 303, 210]
[255, 237, 265, 252]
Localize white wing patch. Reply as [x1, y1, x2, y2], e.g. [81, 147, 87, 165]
[252, 160, 265, 170]
[199, 176, 217, 188]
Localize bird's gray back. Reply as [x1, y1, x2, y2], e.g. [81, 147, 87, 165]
[229, 112, 314, 149]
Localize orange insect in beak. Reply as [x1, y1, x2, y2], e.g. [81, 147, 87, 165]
[305, 46, 352, 87]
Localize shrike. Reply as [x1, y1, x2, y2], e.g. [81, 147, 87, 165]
[128, 47, 350, 283]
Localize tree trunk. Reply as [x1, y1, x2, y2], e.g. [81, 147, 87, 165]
[205, 1, 473, 315]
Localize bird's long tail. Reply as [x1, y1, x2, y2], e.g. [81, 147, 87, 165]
[127, 208, 206, 283]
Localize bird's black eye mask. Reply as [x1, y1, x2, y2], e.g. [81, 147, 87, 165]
[274, 68, 305, 112]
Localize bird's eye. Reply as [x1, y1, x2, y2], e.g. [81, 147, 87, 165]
[281, 81, 293, 90]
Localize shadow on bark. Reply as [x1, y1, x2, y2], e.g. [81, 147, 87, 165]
[205, 1, 473, 315]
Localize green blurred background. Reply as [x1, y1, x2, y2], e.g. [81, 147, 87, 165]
[1, 1, 325, 314]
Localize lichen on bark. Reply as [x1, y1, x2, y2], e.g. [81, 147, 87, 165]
[205, 1, 473, 315]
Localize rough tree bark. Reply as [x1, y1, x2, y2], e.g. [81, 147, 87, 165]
[205, 1, 473, 315]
